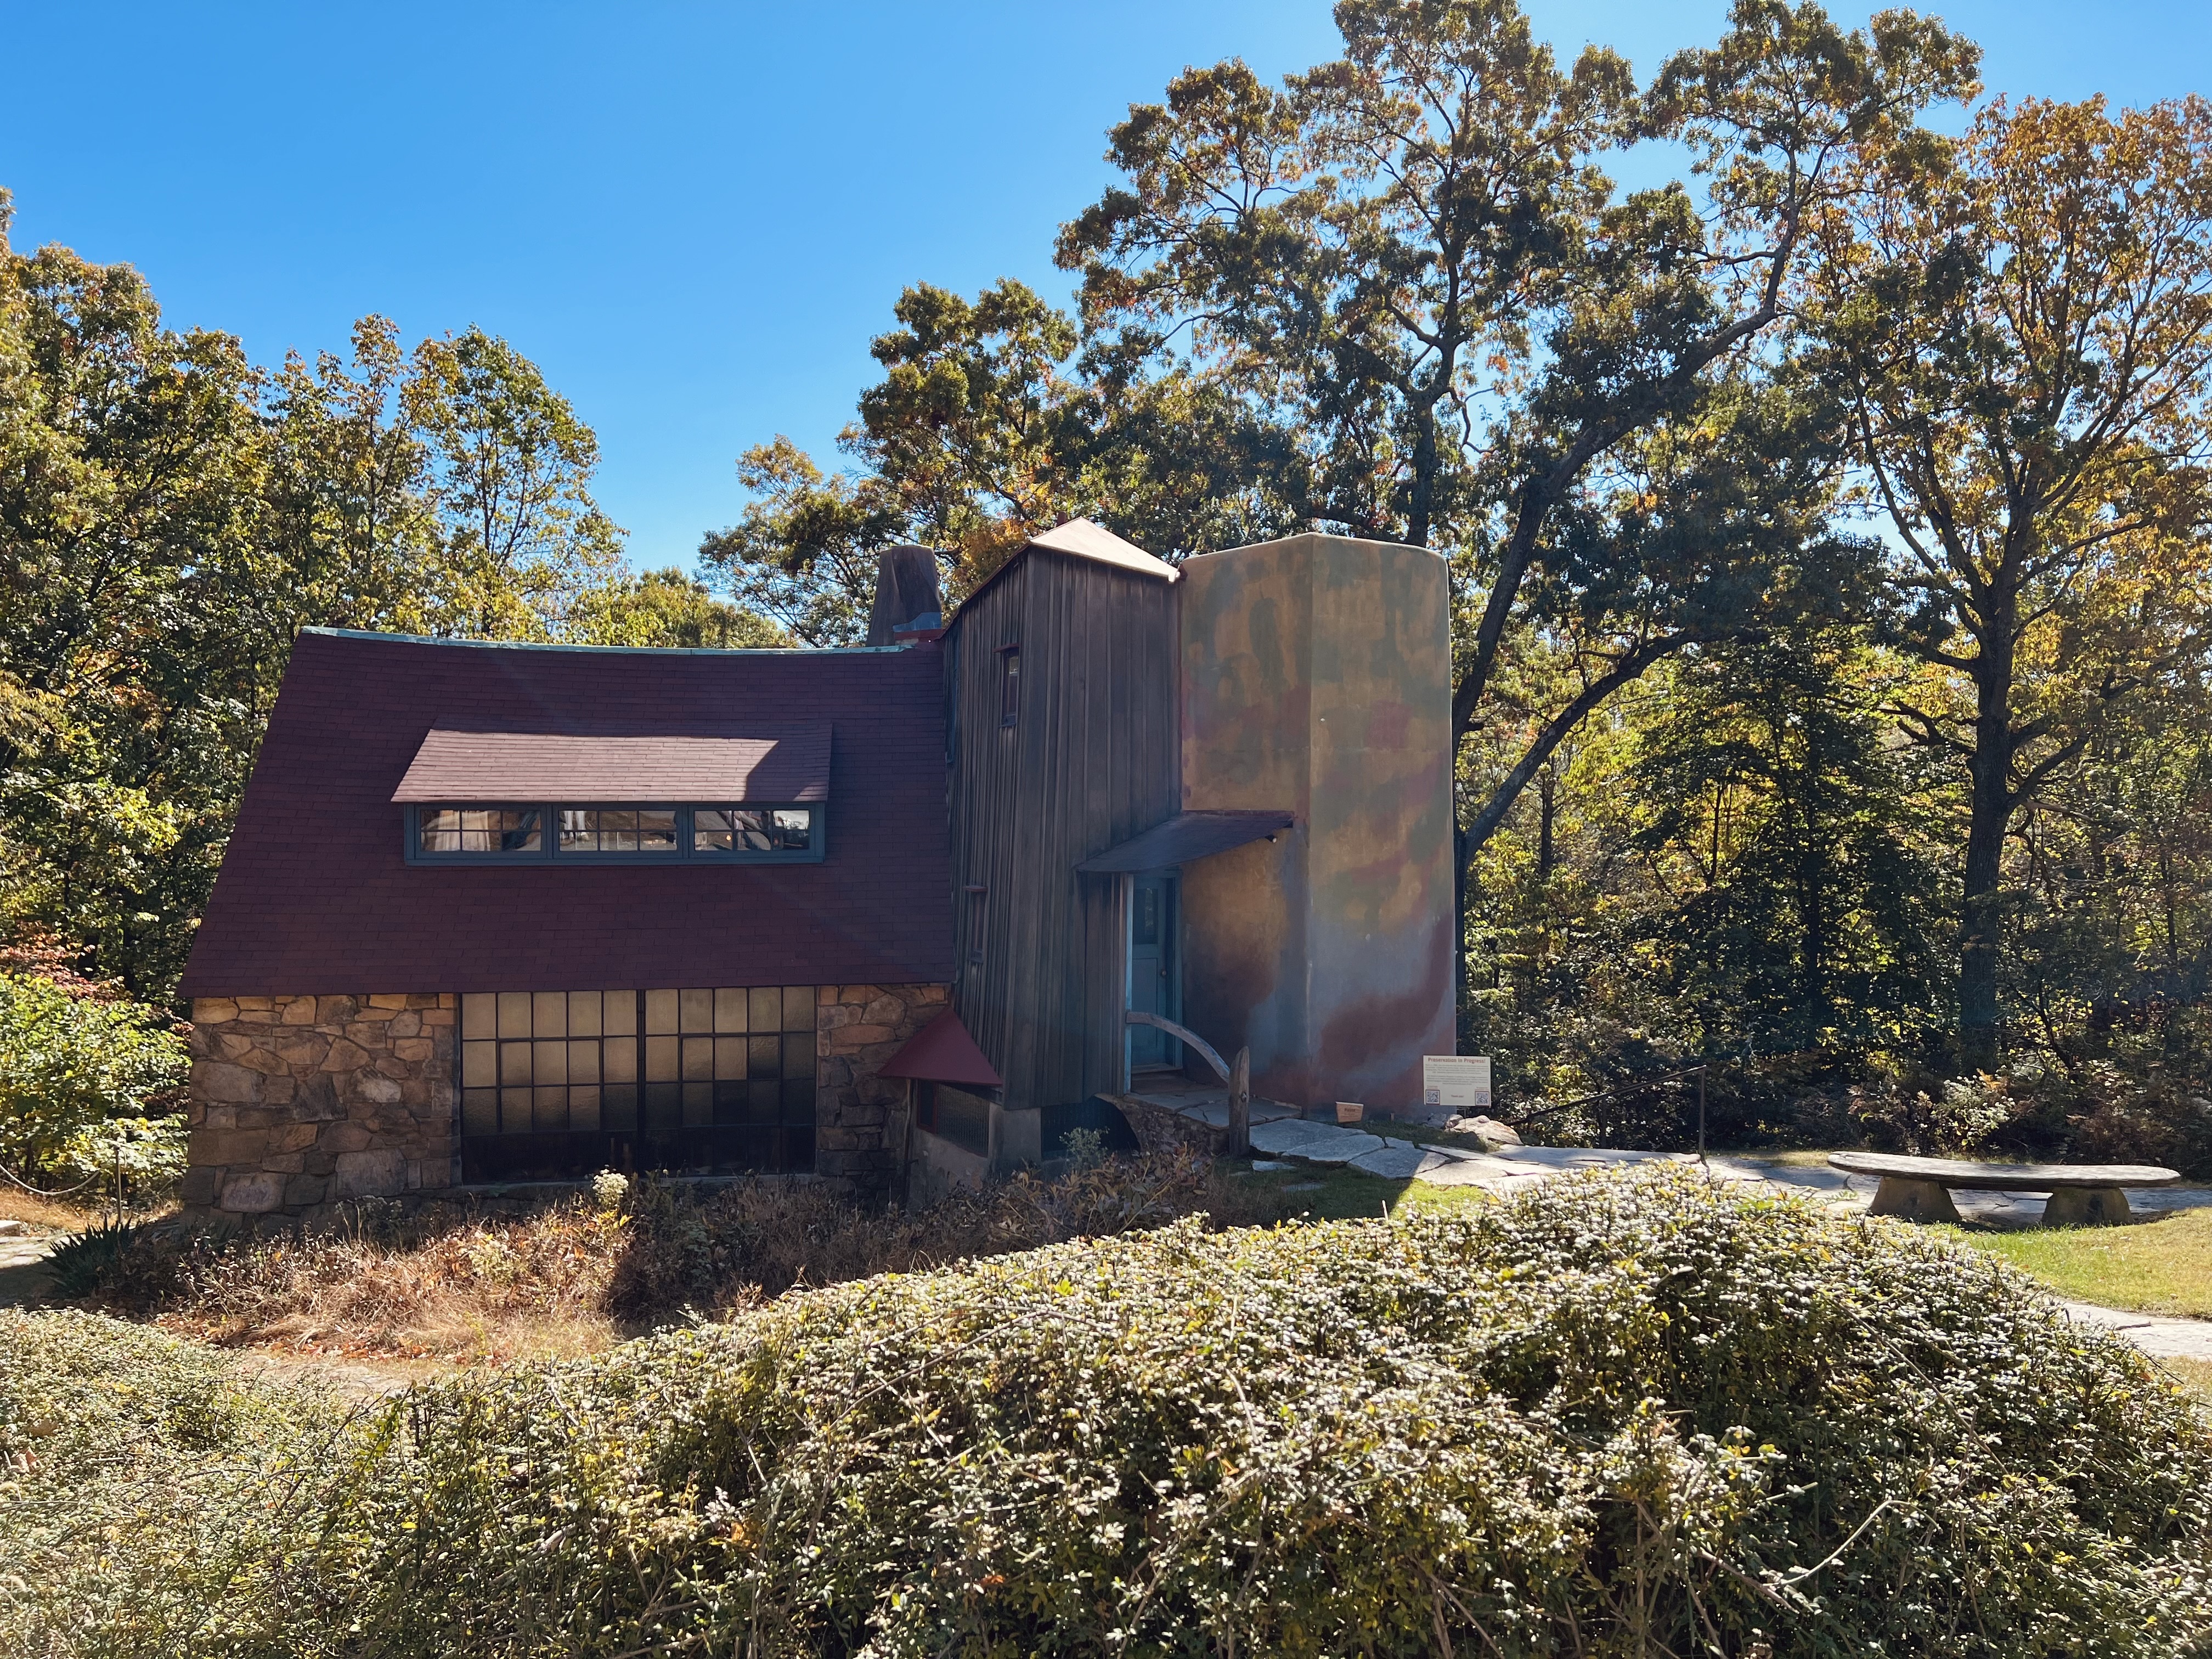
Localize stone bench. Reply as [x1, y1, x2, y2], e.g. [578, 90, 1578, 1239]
[1827, 1152, 2182, 1226]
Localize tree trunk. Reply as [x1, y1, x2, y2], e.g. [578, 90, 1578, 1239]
[1959, 637, 2017, 1071]
[1406, 399, 1437, 552]
[1453, 821, 1468, 1034]
[1460, 639, 1684, 866]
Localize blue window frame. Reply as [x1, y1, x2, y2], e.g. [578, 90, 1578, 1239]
[405, 804, 824, 865]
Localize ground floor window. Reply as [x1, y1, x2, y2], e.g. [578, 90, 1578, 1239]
[458, 986, 816, 1181]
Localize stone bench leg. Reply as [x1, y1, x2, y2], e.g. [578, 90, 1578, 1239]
[2041, 1187, 2131, 1227]
[1868, 1176, 1962, 1224]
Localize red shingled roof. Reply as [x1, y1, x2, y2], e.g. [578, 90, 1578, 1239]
[180, 630, 953, 998]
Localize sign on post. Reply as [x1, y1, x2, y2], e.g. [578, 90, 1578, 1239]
[1423, 1055, 1492, 1112]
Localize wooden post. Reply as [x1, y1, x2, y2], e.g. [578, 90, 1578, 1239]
[1225, 1047, 1251, 1158]
[901, 1078, 915, 1210]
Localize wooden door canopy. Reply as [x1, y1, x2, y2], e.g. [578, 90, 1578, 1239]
[1076, 810, 1295, 873]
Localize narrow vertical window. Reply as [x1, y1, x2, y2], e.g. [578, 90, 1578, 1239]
[966, 884, 988, 965]
[998, 644, 1020, 726]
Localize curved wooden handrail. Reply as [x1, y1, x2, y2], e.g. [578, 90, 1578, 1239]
[1122, 1011, 1251, 1156]
[1124, 1009, 1228, 1082]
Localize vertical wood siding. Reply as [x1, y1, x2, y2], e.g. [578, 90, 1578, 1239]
[946, 551, 1179, 1110]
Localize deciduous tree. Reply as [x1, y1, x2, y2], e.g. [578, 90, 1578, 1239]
[1810, 94, 2212, 1062]
[408, 325, 626, 639]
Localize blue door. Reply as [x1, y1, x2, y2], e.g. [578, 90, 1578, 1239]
[1128, 873, 1179, 1069]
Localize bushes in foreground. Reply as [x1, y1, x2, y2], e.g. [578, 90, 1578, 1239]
[5, 1166, 2209, 1656]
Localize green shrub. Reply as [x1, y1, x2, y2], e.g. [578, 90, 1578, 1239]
[0, 972, 187, 1189]
[41, 1216, 152, 1300]
[48, 1113, 191, 1200]
[5, 1169, 2208, 1656]
[0, 1310, 354, 1657]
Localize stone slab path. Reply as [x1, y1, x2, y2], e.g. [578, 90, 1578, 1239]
[2058, 1301, 2212, 1362]
[0, 1221, 55, 1308]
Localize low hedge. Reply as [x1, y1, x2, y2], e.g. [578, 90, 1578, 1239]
[4, 1166, 2208, 1656]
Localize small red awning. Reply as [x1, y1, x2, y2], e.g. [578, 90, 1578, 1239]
[391, 726, 831, 803]
[878, 1007, 1002, 1088]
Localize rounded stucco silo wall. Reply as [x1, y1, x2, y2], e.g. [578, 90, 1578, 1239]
[1178, 533, 1455, 1114]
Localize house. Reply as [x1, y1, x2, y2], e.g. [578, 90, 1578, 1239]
[177, 523, 1454, 1218]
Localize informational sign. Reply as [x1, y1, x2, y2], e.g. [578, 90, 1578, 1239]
[1423, 1054, 1492, 1111]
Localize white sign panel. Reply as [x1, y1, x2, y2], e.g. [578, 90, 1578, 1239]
[1424, 1054, 1492, 1111]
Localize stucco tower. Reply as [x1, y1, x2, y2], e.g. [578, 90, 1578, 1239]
[1176, 533, 1457, 1116]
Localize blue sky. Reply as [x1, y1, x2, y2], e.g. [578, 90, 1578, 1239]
[5, 0, 2206, 572]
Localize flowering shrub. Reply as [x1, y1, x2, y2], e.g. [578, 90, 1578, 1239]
[5, 1167, 2207, 1656]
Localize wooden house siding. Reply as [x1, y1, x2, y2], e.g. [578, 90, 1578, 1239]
[946, 549, 1180, 1110]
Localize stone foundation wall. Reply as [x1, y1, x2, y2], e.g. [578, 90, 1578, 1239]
[817, 983, 948, 1195]
[182, 984, 947, 1216]
[182, 995, 456, 1218]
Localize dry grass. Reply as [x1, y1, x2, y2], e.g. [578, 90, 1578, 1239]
[144, 1201, 631, 1363]
[79, 1150, 1275, 1365]
[0, 1187, 129, 1233]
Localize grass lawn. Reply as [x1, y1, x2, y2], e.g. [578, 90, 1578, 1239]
[1228, 1160, 1496, 1222]
[1936, 1206, 2212, 1321]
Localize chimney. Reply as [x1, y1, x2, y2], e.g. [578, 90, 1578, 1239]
[866, 544, 944, 646]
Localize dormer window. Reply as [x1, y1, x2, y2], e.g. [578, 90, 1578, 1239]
[393, 727, 831, 866]
[560, 808, 678, 855]
[407, 804, 822, 864]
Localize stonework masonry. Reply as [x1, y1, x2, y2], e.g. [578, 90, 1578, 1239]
[816, 982, 949, 1196]
[183, 984, 951, 1219]
[183, 994, 458, 1219]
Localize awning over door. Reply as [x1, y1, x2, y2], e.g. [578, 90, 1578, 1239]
[391, 726, 832, 803]
[1075, 809, 1295, 873]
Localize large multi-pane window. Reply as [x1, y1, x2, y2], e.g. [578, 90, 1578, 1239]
[409, 805, 821, 863]
[457, 986, 817, 1178]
